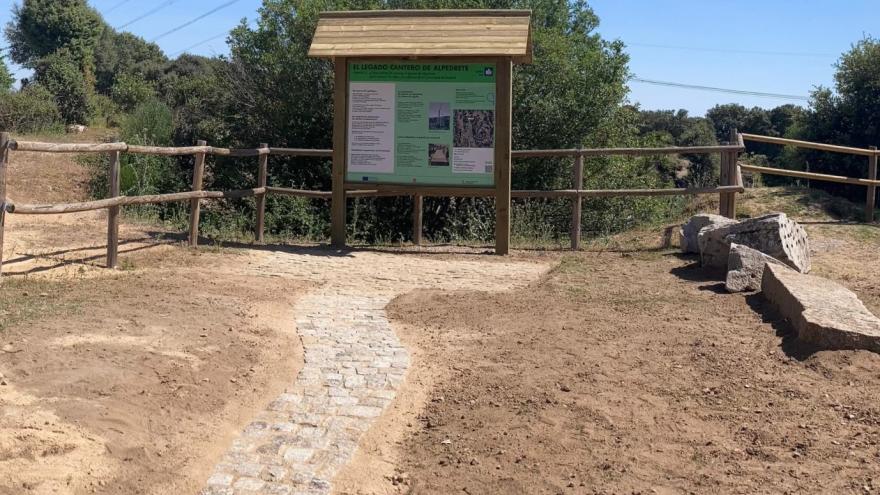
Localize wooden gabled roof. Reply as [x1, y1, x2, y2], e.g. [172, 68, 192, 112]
[308, 10, 532, 63]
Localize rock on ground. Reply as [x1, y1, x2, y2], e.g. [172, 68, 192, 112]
[699, 213, 810, 273]
[761, 264, 880, 352]
[725, 243, 787, 292]
[679, 214, 738, 254]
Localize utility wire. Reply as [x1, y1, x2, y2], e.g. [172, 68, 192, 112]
[150, 0, 243, 42]
[169, 20, 256, 58]
[104, 0, 135, 15]
[627, 42, 836, 59]
[171, 32, 227, 57]
[117, 0, 177, 30]
[631, 77, 810, 101]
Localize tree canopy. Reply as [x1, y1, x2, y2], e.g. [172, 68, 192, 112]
[4, 0, 104, 70]
[0, 55, 13, 92]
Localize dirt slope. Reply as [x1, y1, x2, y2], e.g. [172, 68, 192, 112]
[1, 137, 307, 495]
[350, 190, 880, 495]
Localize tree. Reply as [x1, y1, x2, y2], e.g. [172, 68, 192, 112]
[158, 55, 229, 144]
[95, 30, 167, 94]
[34, 48, 91, 123]
[831, 37, 880, 146]
[636, 108, 719, 186]
[768, 104, 802, 138]
[789, 37, 880, 200]
[210, 0, 635, 240]
[4, 0, 104, 72]
[0, 55, 13, 92]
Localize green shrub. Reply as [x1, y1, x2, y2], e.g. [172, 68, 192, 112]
[110, 72, 156, 112]
[87, 93, 121, 127]
[34, 48, 92, 124]
[86, 99, 185, 224]
[0, 84, 63, 133]
[121, 99, 173, 145]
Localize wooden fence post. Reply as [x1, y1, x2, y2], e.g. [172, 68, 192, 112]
[0, 132, 8, 279]
[867, 146, 877, 223]
[255, 143, 269, 243]
[570, 151, 584, 251]
[718, 129, 738, 219]
[719, 148, 730, 217]
[106, 148, 121, 268]
[412, 194, 423, 246]
[727, 128, 739, 218]
[188, 140, 207, 247]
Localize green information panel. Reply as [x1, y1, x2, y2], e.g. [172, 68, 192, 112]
[346, 61, 497, 187]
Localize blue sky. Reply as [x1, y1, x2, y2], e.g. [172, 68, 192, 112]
[1, 1, 877, 116]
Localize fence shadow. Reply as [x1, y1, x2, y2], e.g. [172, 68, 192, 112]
[3, 237, 160, 266]
[145, 231, 498, 258]
[4, 240, 167, 276]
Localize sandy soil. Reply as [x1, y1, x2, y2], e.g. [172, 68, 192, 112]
[344, 193, 880, 495]
[5, 133, 880, 495]
[1, 138, 307, 495]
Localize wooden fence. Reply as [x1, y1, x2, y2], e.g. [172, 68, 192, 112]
[0, 130, 746, 276]
[741, 133, 880, 222]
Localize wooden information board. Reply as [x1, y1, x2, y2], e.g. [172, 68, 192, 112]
[309, 9, 532, 254]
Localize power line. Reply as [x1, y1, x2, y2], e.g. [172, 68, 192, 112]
[169, 20, 256, 58]
[171, 32, 227, 57]
[631, 77, 810, 102]
[627, 42, 836, 59]
[104, 0, 135, 15]
[150, 0, 243, 43]
[117, 0, 177, 30]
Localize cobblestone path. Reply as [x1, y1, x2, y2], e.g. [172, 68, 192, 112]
[203, 249, 549, 494]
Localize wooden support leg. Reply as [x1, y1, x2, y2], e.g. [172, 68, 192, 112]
[495, 59, 513, 255]
[331, 58, 348, 248]
[412, 194, 423, 246]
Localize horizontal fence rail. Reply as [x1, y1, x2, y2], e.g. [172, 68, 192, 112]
[741, 134, 879, 222]
[741, 133, 879, 157]
[0, 131, 748, 276]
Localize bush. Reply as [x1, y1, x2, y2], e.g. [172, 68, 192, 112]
[0, 84, 63, 133]
[111, 72, 156, 112]
[34, 48, 91, 124]
[121, 99, 173, 146]
[85, 99, 185, 224]
[88, 93, 121, 127]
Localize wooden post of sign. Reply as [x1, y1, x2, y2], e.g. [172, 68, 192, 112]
[571, 151, 584, 251]
[0, 133, 8, 279]
[495, 59, 513, 255]
[106, 148, 121, 268]
[255, 143, 269, 242]
[412, 194, 423, 245]
[188, 140, 207, 247]
[331, 58, 348, 248]
[867, 146, 877, 223]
